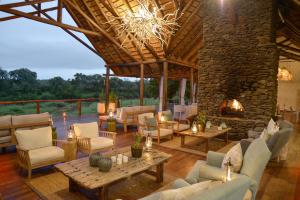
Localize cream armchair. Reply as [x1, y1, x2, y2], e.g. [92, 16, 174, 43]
[138, 113, 173, 144]
[157, 110, 190, 133]
[15, 126, 65, 179]
[73, 122, 116, 155]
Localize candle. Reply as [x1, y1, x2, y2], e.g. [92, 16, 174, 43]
[111, 156, 117, 163]
[161, 115, 165, 122]
[109, 110, 114, 118]
[123, 156, 129, 163]
[117, 157, 123, 165]
[191, 122, 198, 134]
[145, 136, 152, 151]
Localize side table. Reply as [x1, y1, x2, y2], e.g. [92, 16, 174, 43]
[57, 139, 77, 161]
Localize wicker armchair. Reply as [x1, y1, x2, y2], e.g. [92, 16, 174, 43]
[15, 126, 65, 179]
[157, 110, 190, 133]
[72, 122, 116, 155]
[138, 113, 173, 144]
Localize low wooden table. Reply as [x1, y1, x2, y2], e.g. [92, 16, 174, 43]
[179, 126, 231, 153]
[55, 148, 171, 200]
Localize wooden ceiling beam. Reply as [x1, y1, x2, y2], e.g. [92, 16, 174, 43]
[0, 6, 101, 36]
[0, 6, 57, 22]
[278, 43, 300, 54]
[166, 0, 195, 52]
[280, 50, 300, 61]
[63, 0, 136, 61]
[26, 1, 102, 58]
[0, 0, 53, 9]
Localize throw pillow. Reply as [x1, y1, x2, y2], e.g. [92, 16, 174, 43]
[145, 117, 157, 131]
[259, 128, 269, 141]
[159, 180, 212, 200]
[240, 139, 252, 156]
[221, 143, 243, 173]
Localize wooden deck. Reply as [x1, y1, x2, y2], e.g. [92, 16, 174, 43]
[1, 114, 300, 200]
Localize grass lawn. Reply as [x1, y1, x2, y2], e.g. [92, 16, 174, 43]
[0, 98, 159, 117]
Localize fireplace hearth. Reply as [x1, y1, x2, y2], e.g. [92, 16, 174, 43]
[220, 99, 244, 118]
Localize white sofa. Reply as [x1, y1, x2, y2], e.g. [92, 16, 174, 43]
[73, 122, 116, 155]
[15, 126, 65, 179]
[116, 105, 156, 132]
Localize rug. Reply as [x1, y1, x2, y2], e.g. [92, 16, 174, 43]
[26, 172, 176, 200]
[157, 136, 237, 156]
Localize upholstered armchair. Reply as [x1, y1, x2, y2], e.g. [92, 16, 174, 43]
[157, 110, 190, 133]
[138, 113, 173, 144]
[180, 138, 271, 200]
[139, 176, 252, 200]
[73, 122, 116, 155]
[15, 126, 65, 179]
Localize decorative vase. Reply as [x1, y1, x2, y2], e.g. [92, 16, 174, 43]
[131, 146, 143, 158]
[98, 157, 113, 172]
[89, 153, 102, 167]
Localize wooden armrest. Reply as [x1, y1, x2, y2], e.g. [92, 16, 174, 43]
[99, 131, 116, 144]
[16, 145, 29, 153]
[16, 146, 31, 166]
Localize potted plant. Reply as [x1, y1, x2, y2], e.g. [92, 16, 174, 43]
[196, 112, 207, 132]
[131, 134, 143, 158]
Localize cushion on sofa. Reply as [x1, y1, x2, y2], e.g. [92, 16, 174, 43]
[73, 122, 99, 138]
[12, 112, 50, 126]
[144, 128, 173, 138]
[0, 115, 12, 126]
[0, 136, 12, 144]
[90, 137, 114, 150]
[16, 126, 52, 150]
[159, 180, 212, 200]
[0, 130, 10, 137]
[29, 146, 64, 165]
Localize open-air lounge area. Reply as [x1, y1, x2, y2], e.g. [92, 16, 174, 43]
[1, 0, 300, 199]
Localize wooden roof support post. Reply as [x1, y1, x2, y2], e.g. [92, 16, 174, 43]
[190, 68, 194, 104]
[140, 63, 144, 106]
[163, 61, 168, 111]
[105, 65, 110, 114]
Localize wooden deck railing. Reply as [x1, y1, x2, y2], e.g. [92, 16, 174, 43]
[0, 98, 98, 116]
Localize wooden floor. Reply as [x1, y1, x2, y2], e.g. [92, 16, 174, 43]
[1, 114, 300, 200]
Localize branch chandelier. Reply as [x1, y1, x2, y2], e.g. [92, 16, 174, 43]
[107, 0, 181, 47]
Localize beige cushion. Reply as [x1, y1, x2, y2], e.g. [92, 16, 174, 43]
[73, 122, 99, 138]
[15, 126, 52, 150]
[144, 128, 173, 138]
[29, 146, 64, 165]
[221, 143, 243, 172]
[174, 123, 190, 131]
[0, 115, 12, 126]
[0, 115, 12, 137]
[12, 112, 50, 126]
[0, 130, 10, 137]
[0, 136, 12, 144]
[90, 137, 114, 150]
[160, 180, 212, 200]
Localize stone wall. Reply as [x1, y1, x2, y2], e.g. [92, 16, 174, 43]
[197, 0, 279, 138]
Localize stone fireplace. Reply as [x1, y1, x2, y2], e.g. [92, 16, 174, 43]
[197, 0, 279, 139]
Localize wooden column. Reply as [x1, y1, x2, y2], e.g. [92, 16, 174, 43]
[190, 68, 194, 104]
[140, 63, 144, 106]
[36, 101, 40, 114]
[163, 62, 168, 110]
[179, 79, 186, 105]
[105, 65, 110, 114]
[77, 100, 82, 117]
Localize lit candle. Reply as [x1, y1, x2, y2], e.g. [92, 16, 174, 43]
[109, 110, 114, 118]
[67, 131, 74, 141]
[161, 115, 165, 122]
[191, 122, 198, 134]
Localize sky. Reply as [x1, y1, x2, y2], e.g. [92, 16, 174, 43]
[0, 1, 106, 80]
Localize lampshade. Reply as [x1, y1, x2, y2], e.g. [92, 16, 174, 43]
[97, 103, 106, 114]
[278, 67, 293, 81]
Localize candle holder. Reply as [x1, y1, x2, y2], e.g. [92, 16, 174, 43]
[191, 121, 198, 134]
[145, 135, 152, 151]
[108, 110, 114, 118]
[67, 130, 75, 141]
[225, 158, 233, 182]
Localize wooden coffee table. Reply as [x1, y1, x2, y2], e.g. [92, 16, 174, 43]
[55, 148, 171, 200]
[179, 126, 231, 153]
